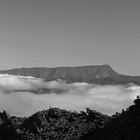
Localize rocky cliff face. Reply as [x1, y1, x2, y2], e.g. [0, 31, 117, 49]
[0, 64, 140, 85]
[0, 65, 119, 81]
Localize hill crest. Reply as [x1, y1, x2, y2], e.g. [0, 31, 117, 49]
[0, 65, 140, 85]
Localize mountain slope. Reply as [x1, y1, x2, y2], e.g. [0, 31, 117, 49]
[0, 65, 119, 81]
[0, 108, 109, 140]
[0, 65, 140, 85]
[1, 98, 140, 140]
[83, 97, 140, 140]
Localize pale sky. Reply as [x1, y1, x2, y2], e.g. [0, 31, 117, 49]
[0, 0, 140, 75]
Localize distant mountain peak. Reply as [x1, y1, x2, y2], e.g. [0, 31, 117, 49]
[0, 64, 140, 85]
[0, 64, 118, 81]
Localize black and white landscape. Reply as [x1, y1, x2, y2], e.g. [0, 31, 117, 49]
[0, 65, 140, 140]
[0, 65, 140, 117]
[1, 0, 140, 139]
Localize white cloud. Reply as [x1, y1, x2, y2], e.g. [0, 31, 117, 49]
[0, 74, 139, 117]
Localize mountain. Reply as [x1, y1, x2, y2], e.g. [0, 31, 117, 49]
[0, 65, 119, 81]
[1, 98, 140, 140]
[0, 108, 109, 140]
[83, 97, 140, 140]
[0, 65, 140, 85]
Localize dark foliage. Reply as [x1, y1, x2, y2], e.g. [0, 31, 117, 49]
[0, 108, 108, 140]
[1, 98, 140, 140]
[83, 97, 140, 140]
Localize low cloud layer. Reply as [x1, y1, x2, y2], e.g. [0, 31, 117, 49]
[0, 74, 139, 117]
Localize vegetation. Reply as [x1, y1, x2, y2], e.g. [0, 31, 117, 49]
[83, 97, 140, 140]
[0, 97, 140, 140]
[0, 107, 108, 140]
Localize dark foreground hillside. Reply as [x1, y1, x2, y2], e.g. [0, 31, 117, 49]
[0, 98, 140, 140]
[83, 97, 140, 140]
[0, 108, 109, 140]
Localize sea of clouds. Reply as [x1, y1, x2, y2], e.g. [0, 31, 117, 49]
[0, 74, 139, 117]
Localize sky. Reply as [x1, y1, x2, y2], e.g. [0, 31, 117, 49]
[0, 0, 140, 75]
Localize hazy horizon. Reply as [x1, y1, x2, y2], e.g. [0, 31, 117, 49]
[0, 0, 140, 75]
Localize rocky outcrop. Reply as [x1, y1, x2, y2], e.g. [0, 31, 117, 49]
[83, 97, 140, 140]
[0, 108, 109, 140]
[1, 98, 140, 140]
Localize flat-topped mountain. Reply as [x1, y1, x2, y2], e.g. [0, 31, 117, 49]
[0, 65, 140, 85]
[0, 65, 119, 80]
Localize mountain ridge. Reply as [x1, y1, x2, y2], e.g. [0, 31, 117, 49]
[0, 65, 140, 85]
[1, 98, 140, 140]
